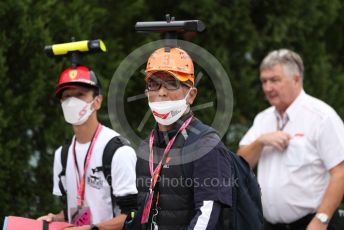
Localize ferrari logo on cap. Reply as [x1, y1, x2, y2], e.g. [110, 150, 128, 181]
[69, 70, 78, 80]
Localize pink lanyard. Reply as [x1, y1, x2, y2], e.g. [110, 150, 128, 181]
[148, 116, 193, 190]
[141, 116, 193, 224]
[72, 124, 103, 207]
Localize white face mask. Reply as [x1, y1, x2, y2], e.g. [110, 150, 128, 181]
[148, 89, 192, 126]
[61, 97, 95, 125]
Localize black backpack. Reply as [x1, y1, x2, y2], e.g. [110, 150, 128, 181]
[181, 119, 264, 230]
[58, 136, 130, 221]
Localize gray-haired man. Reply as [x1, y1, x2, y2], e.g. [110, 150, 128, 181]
[238, 49, 344, 230]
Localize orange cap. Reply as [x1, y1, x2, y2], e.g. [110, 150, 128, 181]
[145, 48, 194, 85]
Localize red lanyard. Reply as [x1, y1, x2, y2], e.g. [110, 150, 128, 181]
[72, 124, 103, 207]
[148, 116, 193, 190]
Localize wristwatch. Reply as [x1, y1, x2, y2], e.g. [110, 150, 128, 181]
[315, 213, 329, 225]
[90, 224, 99, 230]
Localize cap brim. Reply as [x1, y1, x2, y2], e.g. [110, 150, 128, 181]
[146, 70, 194, 85]
[54, 84, 92, 98]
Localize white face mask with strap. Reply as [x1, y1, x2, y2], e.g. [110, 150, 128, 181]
[61, 97, 95, 125]
[148, 88, 192, 126]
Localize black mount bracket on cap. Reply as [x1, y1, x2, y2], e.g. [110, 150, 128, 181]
[135, 14, 206, 52]
[69, 37, 82, 68]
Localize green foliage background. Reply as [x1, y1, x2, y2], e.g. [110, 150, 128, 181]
[0, 0, 343, 225]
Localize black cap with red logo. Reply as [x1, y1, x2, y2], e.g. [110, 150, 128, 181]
[54, 66, 102, 99]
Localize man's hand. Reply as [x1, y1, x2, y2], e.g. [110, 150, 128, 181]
[306, 217, 327, 230]
[238, 131, 292, 168]
[37, 213, 56, 222]
[37, 210, 65, 222]
[258, 131, 292, 151]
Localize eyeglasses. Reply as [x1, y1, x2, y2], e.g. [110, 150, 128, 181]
[146, 78, 184, 91]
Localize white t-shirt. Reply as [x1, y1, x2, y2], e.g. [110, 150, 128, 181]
[240, 90, 344, 224]
[52, 125, 137, 224]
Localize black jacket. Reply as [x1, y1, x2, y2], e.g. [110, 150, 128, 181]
[136, 114, 233, 230]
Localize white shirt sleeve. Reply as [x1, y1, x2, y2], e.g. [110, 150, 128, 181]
[316, 112, 344, 170]
[188, 201, 221, 230]
[111, 145, 138, 197]
[239, 114, 262, 146]
[53, 147, 63, 196]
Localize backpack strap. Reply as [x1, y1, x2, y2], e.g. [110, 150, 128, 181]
[58, 138, 72, 221]
[102, 136, 130, 216]
[181, 118, 219, 178]
[58, 136, 130, 219]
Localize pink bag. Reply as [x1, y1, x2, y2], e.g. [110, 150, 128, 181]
[71, 207, 91, 226]
[3, 216, 74, 230]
